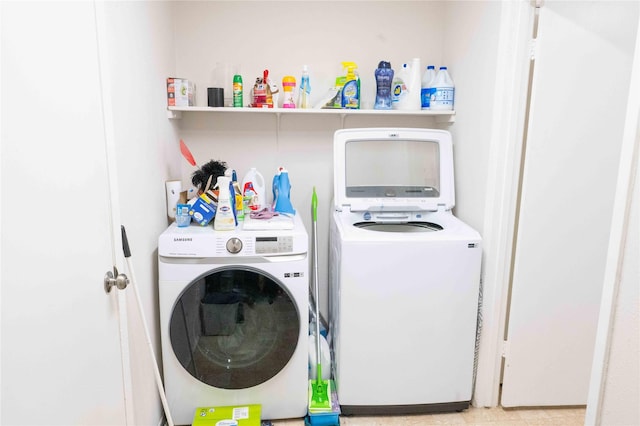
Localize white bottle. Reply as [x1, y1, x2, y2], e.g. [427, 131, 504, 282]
[406, 57, 422, 110]
[421, 65, 436, 110]
[392, 63, 409, 109]
[242, 167, 266, 212]
[430, 66, 455, 111]
[214, 176, 236, 230]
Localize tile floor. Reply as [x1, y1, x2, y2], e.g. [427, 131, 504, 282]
[273, 406, 586, 425]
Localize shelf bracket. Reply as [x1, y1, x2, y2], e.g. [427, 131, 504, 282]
[167, 109, 182, 119]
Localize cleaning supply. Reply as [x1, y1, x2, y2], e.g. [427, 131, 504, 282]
[421, 65, 436, 109]
[230, 170, 244, 221]
[233, 74, 243, 107]
[315, 77, 343, 109]
[393, 58, 421, 110]
[298, 65, 311, 109]
[242, 167, 266, 212]
[272, 167, 296, 215]
[430, 66, 455, 110]
[374, 60, 394, 110]
[392, 63, 408, 109]
[308, 187, 332, 412]
[282, 76, 296, 108]
[214, 175, 236, 230]
[341, 61, 360, 109]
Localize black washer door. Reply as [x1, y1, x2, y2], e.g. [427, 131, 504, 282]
[169, 266, 300, 389]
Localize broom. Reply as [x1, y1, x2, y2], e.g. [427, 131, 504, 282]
[308, 187, 332, 412]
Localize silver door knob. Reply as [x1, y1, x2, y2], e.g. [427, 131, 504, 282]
[104, 267, 129, 293]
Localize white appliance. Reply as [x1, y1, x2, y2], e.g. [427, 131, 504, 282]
[158, 215, 309, 424]
[329, 128, 482, 415]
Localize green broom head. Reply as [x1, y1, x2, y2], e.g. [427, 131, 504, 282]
[309, 364, 331, 410]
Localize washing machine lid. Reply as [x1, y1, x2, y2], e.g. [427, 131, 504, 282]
[333, 128, 455, 212]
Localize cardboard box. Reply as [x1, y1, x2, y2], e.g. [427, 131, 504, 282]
[167, 77, 196, 106]
[192, 404, 261, 426]
[189, 193, 217, 226]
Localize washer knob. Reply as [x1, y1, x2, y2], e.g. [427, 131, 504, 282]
[226, 237, 243, 254]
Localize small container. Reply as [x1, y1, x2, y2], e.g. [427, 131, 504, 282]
[282, 76, 296, 108]
[176, 204, 191, 227]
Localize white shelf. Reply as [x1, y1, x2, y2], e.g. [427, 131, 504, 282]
[166, 106, 455, 123]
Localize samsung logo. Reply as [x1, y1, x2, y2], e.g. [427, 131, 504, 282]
[174, 237, 192, 242]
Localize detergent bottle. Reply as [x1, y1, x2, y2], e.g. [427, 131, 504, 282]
[231, 169, 244, 221]
[298, 65, 311, 109]
[214, 175, 236, 230]
[272, 167, 296, 215]
[242, 167, 266, 212]
[374, 60, 394, 110]
[392, 63, 408, 109]
[393, 58, 422, 110]
[341, 61, 360, 109]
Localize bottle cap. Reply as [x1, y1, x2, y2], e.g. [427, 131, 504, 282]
[378, 61, 391, 68]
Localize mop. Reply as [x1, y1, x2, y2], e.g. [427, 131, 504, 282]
[121, 226, 175, 426]
[307, 188, 337, 424]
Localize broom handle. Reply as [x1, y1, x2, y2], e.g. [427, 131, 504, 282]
[312, 188, 322, 381]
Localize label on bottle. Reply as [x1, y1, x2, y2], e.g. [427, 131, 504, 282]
[421, 87, 431, 108]
[233, 81, 243, 107]
[431, 87, 454, 108]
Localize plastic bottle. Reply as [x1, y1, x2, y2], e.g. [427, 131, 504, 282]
[282, 76, 296, 108]
[233, 74, 243, 107]
[231, 170, 244, 221]
[374, 61, 394, 110]
[392, 63, 408, 109]
[421, 65, 436, 110]
[214, 176, 236, 230]
[298, 65, 311, 109]
[430, 66, 455, 110]
[406, 57, 422, 110]
[242, 168, 266, 212]
[341, 61, 360, 109]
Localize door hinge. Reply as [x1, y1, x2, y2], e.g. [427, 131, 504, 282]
[501, 340, 510, 359]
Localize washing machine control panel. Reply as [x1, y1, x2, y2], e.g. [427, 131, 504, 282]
[254, 236, 293, 254]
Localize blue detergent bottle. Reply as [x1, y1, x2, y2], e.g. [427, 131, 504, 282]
[272, 167, 296, 215]
[374, 61, 394, 110]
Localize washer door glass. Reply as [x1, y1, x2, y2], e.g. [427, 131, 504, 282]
[169, 266, 300, 389]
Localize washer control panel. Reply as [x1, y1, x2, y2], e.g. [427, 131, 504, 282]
[255, 236, 293, 254]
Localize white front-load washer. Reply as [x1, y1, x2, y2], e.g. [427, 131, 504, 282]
[329, 128, 482, 415]
[158, 215, 309, 425]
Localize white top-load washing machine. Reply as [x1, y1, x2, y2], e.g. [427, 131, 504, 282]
[329, 128, 482, 415]
[158, 215, 308, 424]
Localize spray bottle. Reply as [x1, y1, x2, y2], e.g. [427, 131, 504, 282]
[298, 65, 311, 109]
[341, 61, 360, 109]
[214, 175, 236, 230]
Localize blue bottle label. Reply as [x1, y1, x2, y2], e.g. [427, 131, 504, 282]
[421, 87, 431, 108]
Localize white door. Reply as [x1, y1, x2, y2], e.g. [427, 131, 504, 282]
[1, 2, 130, 424]
[501, 1, 639, 407]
